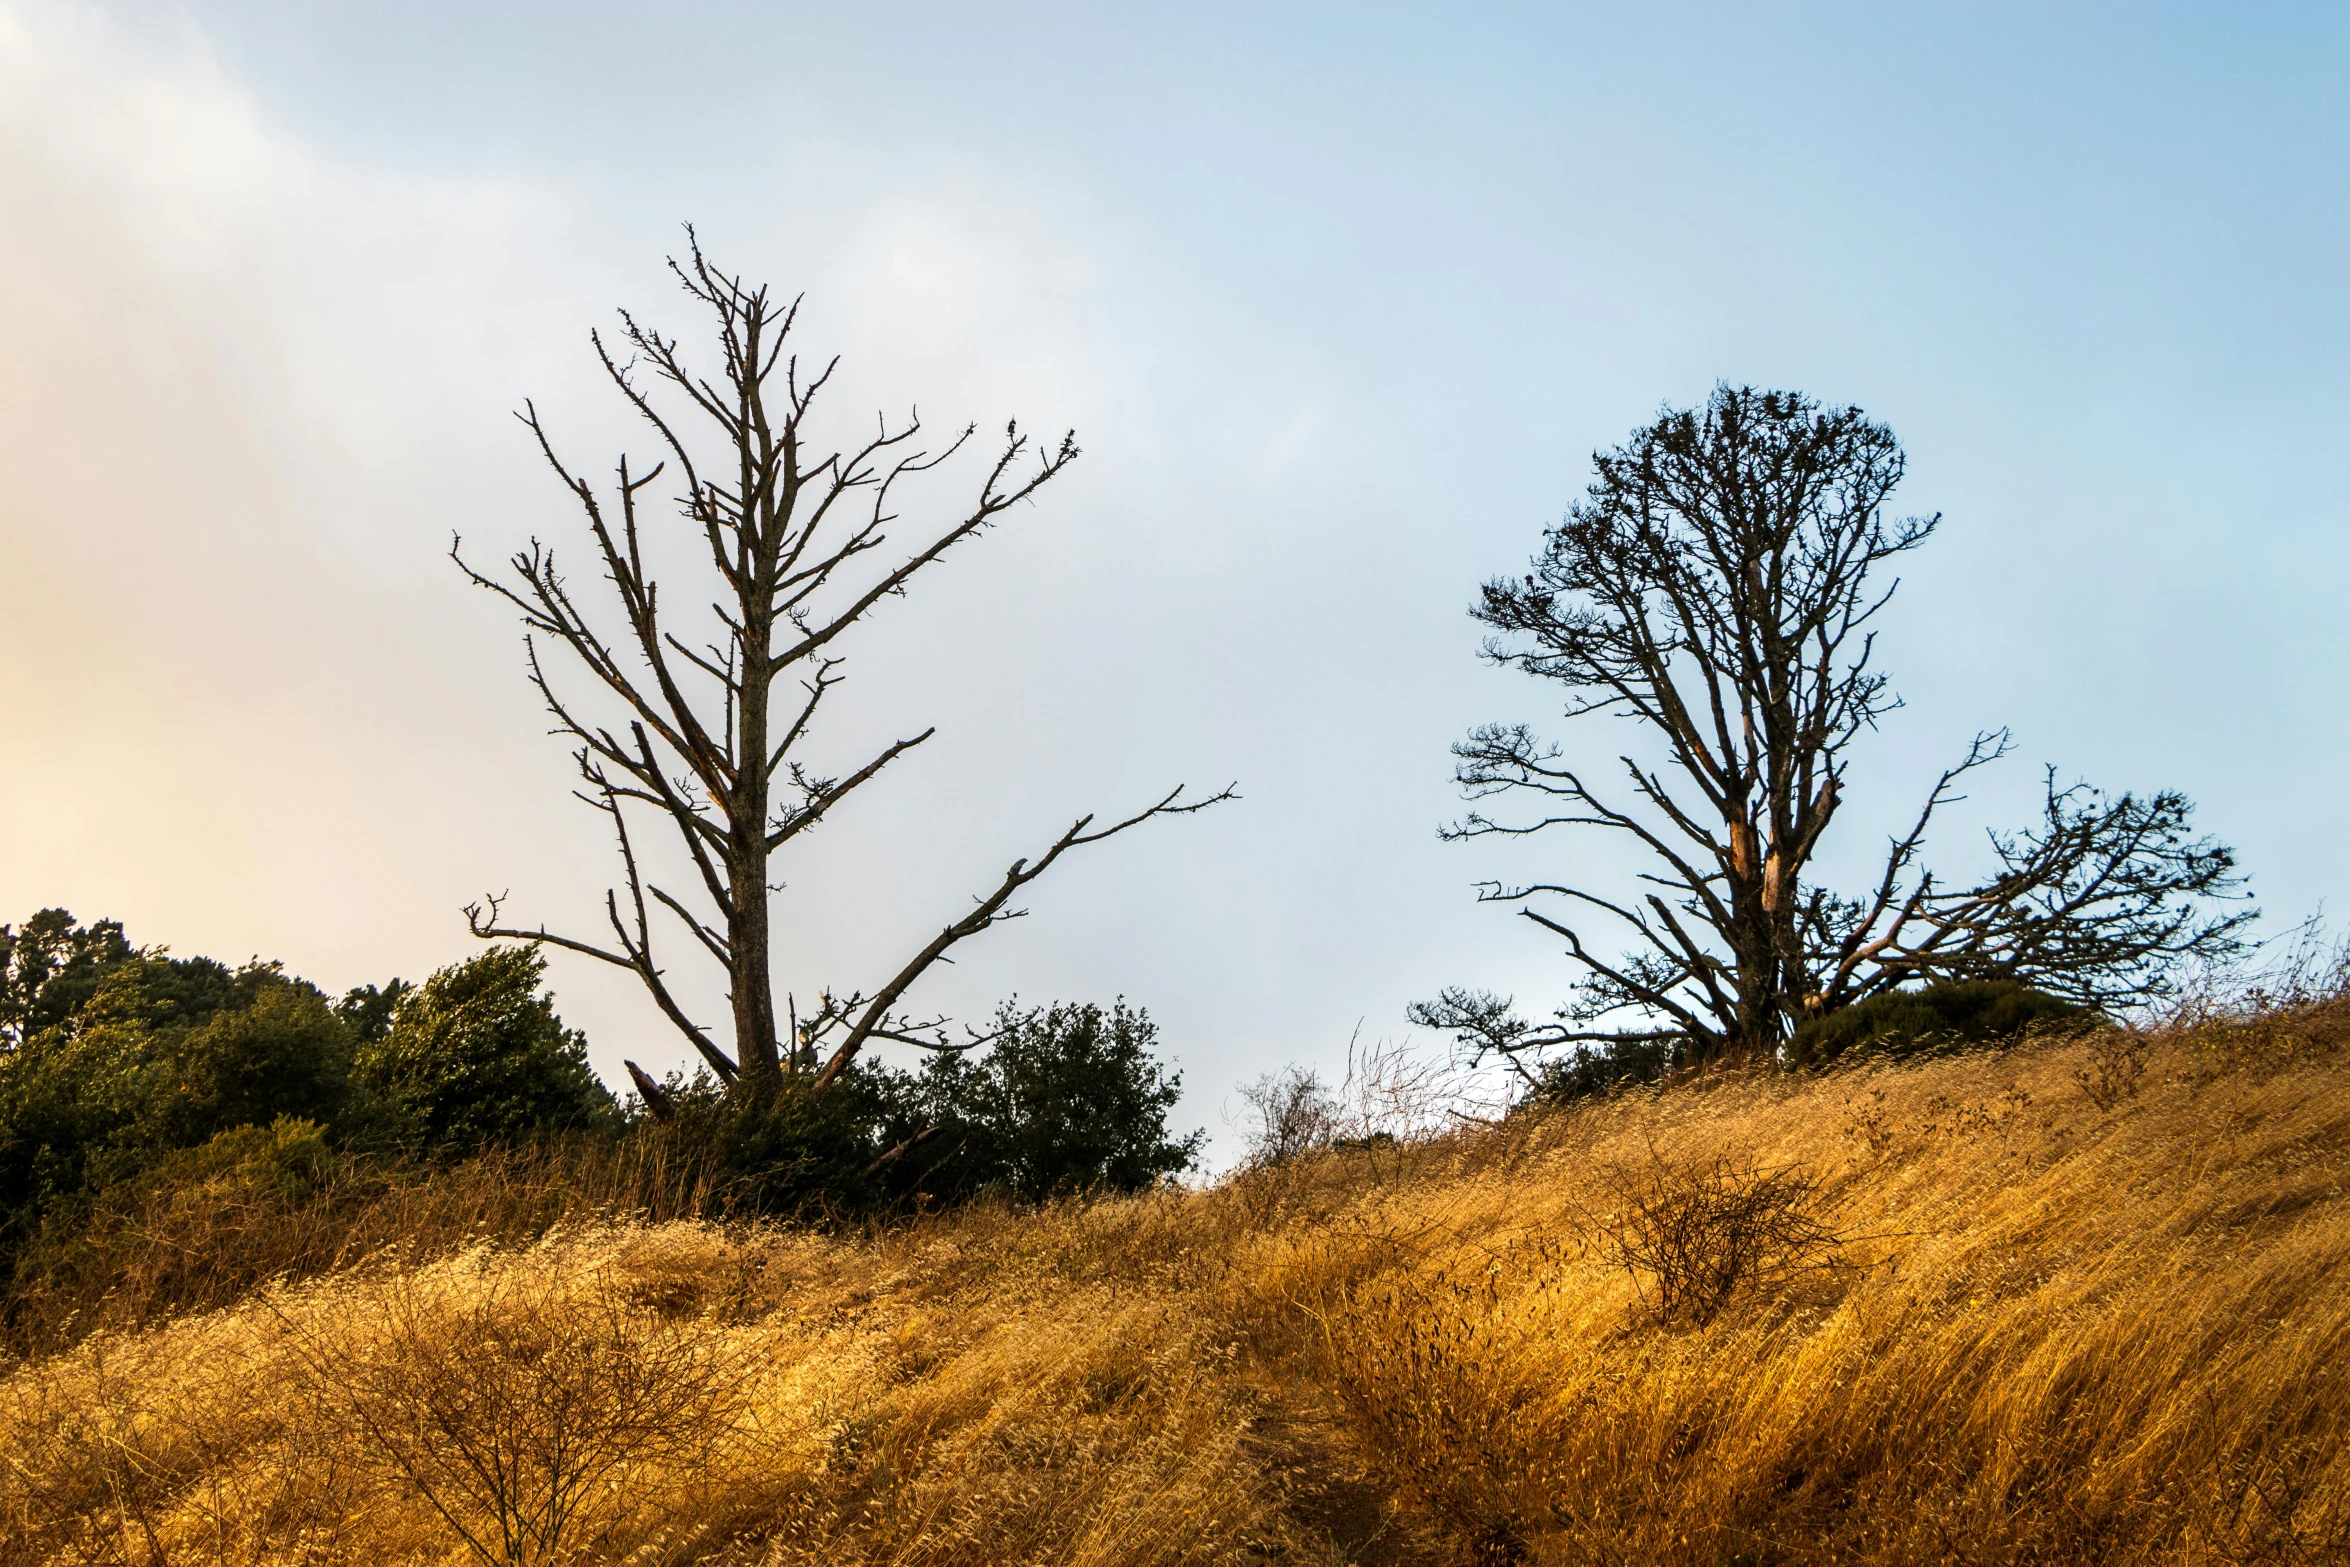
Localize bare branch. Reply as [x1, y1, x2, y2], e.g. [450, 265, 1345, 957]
[458, 239, 1224, 1098]
[1422, 385, 2246, 1073]
[808, 784, 1236, 1095]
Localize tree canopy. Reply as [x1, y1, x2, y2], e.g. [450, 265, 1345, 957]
[0, 912, 624, 1274]
[1416, 387, 2250, 1071]
[353, 945, 616, 1155]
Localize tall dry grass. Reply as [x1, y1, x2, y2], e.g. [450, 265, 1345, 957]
[3, 1004, 2345, 1565]
[1, 1125, 721, 1355]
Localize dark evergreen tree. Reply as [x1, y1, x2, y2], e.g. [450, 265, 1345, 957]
[0, 909, 135, 1048]
[353, 946, 615, 1155]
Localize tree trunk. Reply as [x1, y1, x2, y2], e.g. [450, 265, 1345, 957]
[455, 243, 1224, 1101]
[730, 855, 780, 1084]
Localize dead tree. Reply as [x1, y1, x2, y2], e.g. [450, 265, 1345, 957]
[455, 237, 1229, 1099]
[1414, 386, 2248, 1068]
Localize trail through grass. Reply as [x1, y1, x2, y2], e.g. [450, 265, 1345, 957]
[4, 1010, 2346, 1564]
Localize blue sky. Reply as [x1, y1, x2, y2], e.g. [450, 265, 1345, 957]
[2, 2, 2343, 1156]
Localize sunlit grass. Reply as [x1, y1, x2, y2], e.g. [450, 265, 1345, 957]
[4, 1004, 2345, 1564]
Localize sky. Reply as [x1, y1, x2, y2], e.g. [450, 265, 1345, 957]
[2, 1, 2344, 1161]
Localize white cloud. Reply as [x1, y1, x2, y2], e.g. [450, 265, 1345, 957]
[0, 3, 1411, 1155]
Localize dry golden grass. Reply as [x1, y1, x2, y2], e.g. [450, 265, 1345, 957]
[4, 1007, 2346, 1565]
[0, 1127, 721, 1355]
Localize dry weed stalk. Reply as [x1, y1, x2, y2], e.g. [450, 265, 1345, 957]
[1234, 1065, 1342, 1171]
[1230, 1036, 1510, 1214]
[2162, 915, 2350, 1080]
[274, 1233, 745, 1567]
[1584, 1144, 1848, 1327]
[1334, 1033, 1511, 1146]
[2075, 1026, 2154, 1108]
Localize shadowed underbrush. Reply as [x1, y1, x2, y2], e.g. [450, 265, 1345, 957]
[5, 1001, 2348, 1565]
[0, 1124, 720, 1354]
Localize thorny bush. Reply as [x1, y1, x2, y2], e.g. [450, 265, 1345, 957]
[1586, 1146, 1848, 1327]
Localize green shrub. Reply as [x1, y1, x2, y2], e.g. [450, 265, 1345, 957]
[635, 999, 1203, 1217]
[1786, 979, 2094, 1067]
[878, 1000, 1202, 1203]
[353, 946, 616, 1156]
[2, 908, 1197, 1302]
[0, 957, 354, 1241]
[0, 918, 629, 1304]
[1518, 982, 2094, 1102]
[1527, 1034, 1691, 1106]
[634, 1064, 901, 1220]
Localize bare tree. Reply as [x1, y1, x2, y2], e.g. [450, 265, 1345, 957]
[1414, 386, 2248, 1067]
[455, 237, 1229, 1100]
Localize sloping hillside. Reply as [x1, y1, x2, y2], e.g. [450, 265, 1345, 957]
[5, 1009, 2346, 1565]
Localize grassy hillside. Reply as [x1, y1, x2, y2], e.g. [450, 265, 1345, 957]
[4, 1004, 2346, 1565]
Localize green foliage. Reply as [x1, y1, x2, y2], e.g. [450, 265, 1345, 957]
[164, 973, 355, 1136]
[335, 979, 410, 1045]
[882, 1000, 1203, 1203]
[0, 954, 353, 1240]
[44, 1117, 340, 1251]
[639, 999, 1202, 1217]
[0, 1116, 344, 1345]
[657, 1066, 904, 1219]
[0, 915, 626, 1301]
[353, 947, 615, 1155]
[1785, 980, 2094, 1067]
[1527, 1034, 1689, 1106]
[0, 908, 135, 1046]
[0, 906, 1198, 1333]
[168, 1116, 340, 1202]
[1523, 981, 2094, 1101]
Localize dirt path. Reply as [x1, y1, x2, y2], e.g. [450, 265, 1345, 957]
[1241, 1369, 1447, 1565]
